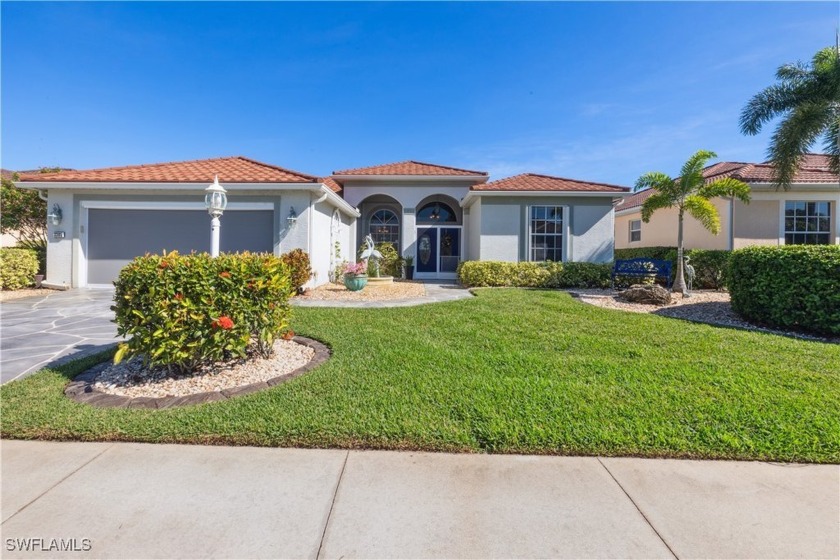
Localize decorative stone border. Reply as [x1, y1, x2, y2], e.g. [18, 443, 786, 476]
[64, 336, 331, 409]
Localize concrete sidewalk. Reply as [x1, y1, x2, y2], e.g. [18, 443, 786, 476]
[1, 441, 837, 559]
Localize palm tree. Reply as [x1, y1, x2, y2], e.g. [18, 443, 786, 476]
[635, 150, 751, 295]
[740, 46, 840, 189]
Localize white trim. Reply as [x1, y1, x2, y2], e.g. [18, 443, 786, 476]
[332, 175, 487, 183]
[628, 218, 642, 243]
[526, 205, 568, 263]
[79, 201, 273, 211]
[17, 181, 318, 191]
[461, 190, 627, 208]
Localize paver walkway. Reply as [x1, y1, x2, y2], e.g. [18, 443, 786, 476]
[1, 440, 837, 559]
[293, 281, 473, 308]
[0, 289, 117, 384]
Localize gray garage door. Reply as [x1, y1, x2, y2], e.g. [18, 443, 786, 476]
[87, 209, 274, 284]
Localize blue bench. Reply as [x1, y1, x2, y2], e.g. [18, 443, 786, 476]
[611, 258, 672, 290]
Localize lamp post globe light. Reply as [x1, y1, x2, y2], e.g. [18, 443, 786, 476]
[204, 175, 228, 257]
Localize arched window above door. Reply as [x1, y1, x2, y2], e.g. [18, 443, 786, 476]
[417, 201, 459, 224]
[369, 209, 400, 245]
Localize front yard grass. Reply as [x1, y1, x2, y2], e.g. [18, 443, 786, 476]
[1, 289, 838, 463]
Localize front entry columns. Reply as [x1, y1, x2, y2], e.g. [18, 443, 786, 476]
[401, 207, 417, 260]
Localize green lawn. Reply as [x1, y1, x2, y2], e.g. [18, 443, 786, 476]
[2, 289, 838, 462]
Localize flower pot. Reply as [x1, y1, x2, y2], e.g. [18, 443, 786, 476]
[344, 274, 368, 292]
[405, 266, 414, 280]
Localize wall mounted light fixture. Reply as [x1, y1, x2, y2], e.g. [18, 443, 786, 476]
[287, 207, 298, 228]
[47, 204, 63, 226]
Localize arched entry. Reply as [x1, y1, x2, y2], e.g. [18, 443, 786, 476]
[415, 195, 462, 279]
[357, 194, 402, 252]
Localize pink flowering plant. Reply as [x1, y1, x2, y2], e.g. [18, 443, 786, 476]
[343, 261, 368, 277]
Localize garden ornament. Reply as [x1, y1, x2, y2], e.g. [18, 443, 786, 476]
[684, 255, 696, 294]
[360, 234, 383, 276]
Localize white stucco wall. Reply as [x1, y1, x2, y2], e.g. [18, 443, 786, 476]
[466, 203, 481, 261]
[32, 186, 342, 288]
[472, 195, 620, 263]
[478, 200, 521, 261]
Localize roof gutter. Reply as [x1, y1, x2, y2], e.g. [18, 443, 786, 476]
[310, 184, 360, 217]
[461, 189, 629, 208]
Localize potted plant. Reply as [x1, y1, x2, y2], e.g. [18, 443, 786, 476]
[342, 261, 368, 292]
[403, 254, 415, 280]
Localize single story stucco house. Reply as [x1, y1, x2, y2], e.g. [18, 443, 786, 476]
[17, 157, 629, 289]
[615, 154, 840, 250]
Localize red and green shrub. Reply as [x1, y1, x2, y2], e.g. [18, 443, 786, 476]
[280, 248, 312, 294]
[113, 251, 294, 372]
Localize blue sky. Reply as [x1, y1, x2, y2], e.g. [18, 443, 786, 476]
[1, 2, 835, 186]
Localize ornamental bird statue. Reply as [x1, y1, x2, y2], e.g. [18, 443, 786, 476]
[684, 255, 696, 294]
[359, 234, 383, 277]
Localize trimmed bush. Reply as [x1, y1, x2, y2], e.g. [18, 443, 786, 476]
[280, 249, 312, 294]
[614, 246, 731, 289]
[728, 245, 840, 336]
[113, 251, 294, 373]
[375, 242, 401, 277]
[457, 261, 611, 289]
[0, 248, 39, 290]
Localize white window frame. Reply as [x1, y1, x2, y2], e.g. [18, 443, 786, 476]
[629, 219, 642, 243]
[782, 200, 832, 245]
[527, 205, 568, 262]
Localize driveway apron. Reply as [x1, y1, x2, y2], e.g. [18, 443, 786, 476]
[0, 289, 118, 384]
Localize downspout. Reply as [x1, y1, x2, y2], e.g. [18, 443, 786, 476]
[38, 190, 49, 202]
[728, 197, 735, 251]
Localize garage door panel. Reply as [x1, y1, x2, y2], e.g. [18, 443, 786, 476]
[87, 209, 274, 284]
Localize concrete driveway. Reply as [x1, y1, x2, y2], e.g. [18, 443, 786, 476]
[1, 440, 837, 559]
[0, 289, 118, 384]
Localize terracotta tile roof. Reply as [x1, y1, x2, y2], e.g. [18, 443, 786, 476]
[16, 157, 319, 184]
[333, 160, 488, 176]
[732, 153, 838, 184]
[472, 173, 629, 193]
[321, 176, 344, 195]
[616, 154, 838, 212]
[615, 188, 656, 212]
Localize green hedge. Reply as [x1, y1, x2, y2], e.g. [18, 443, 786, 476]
[113, 251, 294, 373]
[614, 247, 731, 289]
[457, 261, 612, 289]
[0, 248, 39, 290]
[728, 245, 840, 336]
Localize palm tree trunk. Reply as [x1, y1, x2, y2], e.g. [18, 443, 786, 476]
[674, 208, 687, 294]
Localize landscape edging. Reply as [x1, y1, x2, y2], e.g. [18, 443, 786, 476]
[64, 336, 331, 409]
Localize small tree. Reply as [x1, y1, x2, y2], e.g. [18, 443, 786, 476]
[0, 172, 47, 251]
[635, 150, 751, 294]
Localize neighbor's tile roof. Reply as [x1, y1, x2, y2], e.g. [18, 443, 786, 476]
[16, 157, 319, 183]
[616, 154, 838, 212]
[472, 173, 629, 193]
[333, 160, 488, 176]
[733, 153, 838, 184]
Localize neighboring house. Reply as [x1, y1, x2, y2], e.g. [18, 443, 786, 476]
[16, 156, 628, 289]
[615, 154, 840, 250]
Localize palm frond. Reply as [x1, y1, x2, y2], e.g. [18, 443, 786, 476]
[820, 117, 840, 176]
[698, 177, 752, 204]
[768, 101, 833, 188]
[683, 195, 721, 234]
[678, 150, 717, 194]
[640, 191, 675, 223]
[739, 84, 803, 135]
[634, 171, 674, 193]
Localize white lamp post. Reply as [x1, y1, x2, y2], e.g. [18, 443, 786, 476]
[204, 175, 228, 257]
